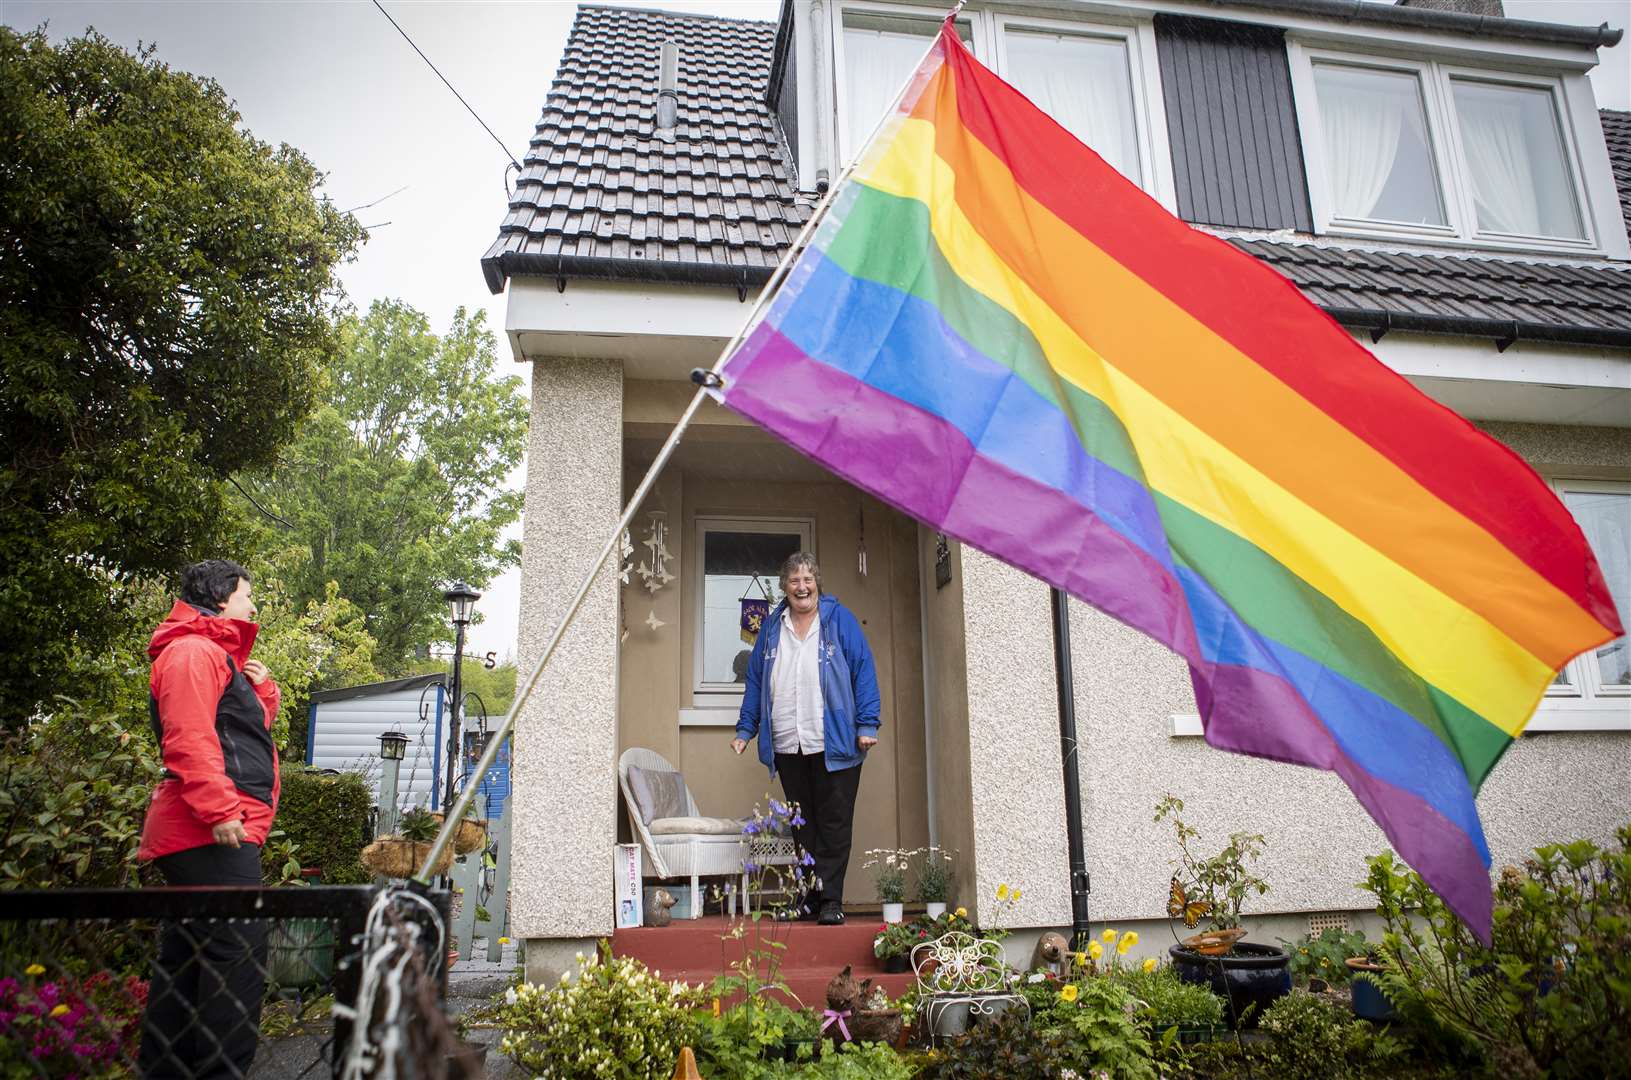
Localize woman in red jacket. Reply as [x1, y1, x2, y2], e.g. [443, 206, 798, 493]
[138, 559, 280, 1079]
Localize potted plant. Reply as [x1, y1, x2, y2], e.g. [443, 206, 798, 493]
[361, 806, 453, 878]
[1155, 794, 1290, 1026]
[1344, 950, 1397, 1022]
[874, 918, 930, 973]
[915, 846, 953, 918]
[863, 848, 907, 923]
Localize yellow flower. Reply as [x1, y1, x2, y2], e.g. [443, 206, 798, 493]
[1118, 937, 1134, 955]
[1059, 983, 1079, 1003]
[1012, 887, 1022, 901]
[996, 884, 1009, 902]
[1088, 940, 1104, 960]
[24, 964, 44, 977]
[1073, 951, 1088, 967]
[1142, 957, 1158, 974]
[955, 906, 968, 919]
[498, 936, 511, 945]
[49, 1004, 69, 1018]
[1102, 928, 1118, 942]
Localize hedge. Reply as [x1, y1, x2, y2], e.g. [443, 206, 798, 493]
[268, 766, 373, 885]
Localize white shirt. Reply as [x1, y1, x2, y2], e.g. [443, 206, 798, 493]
[770, 609, 824, 754]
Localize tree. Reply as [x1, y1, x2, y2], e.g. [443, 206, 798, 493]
[248, 300, 528, 668]
[0, 28, 362, 723]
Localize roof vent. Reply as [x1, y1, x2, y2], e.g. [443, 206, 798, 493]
[656, 40, 680, 143]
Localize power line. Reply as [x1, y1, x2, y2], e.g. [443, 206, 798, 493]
[371, 0, 521, 170]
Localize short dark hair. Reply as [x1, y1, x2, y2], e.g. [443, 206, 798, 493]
[779, 552, 821, 593]
[180, 560, 251, 611]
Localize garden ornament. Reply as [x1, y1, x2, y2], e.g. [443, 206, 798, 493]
[669, 1046, 703, 1080]
[1033, 930, 1070, 975]
[645, 887, 678, 928]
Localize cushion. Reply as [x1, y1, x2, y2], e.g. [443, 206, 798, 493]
[627, 765, 688, 825]
[648, 816, 745, 836]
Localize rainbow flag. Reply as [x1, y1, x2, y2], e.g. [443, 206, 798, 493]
[711, 22, 1621, 939]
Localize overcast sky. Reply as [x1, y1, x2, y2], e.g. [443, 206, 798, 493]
[5, 0, 1627, 662]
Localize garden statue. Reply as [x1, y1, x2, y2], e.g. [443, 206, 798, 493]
[822, 964, 860, 1046]
[1032, 930, 1071, 976]
[645, 887, 678, 928]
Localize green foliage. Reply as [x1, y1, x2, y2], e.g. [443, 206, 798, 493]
[1283, 927, 1372, 986]
[912, 846, 953, 903]
[862, 849, 908, 904]
[917, 1009, 1074, 1080]
[497, 946, 702, 1078]
[1258, 990, 1348, 1079]
[687, 991, 820, 1076]
[1362, 826, 1631, 1078]
[1035, 976, 1157, 1080]
[0, 709, 160, 889]
[246, 300, 528, 669]
[248, 572, 381, 755]
[396, 807, 439, 843]
[873, 914, 947, 960]
[1109, 963, 1227, 1033]
[1154, 793, 1269, 932]
[266, 766, 373, 884]
[0, 26, 360, 723]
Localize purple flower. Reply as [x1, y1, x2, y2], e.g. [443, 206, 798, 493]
[742, 821, 760, 835]
[744, 862, 759, 873]
[790, 814, 805, 827]
[769, 799, 789, 817]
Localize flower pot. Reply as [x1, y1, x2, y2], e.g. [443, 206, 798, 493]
[1168, 941, 1291, 1028]
[881, 902, 904, 924]
[1345, 957, 1397, 1022]
[884, 953, 911, 974]
[853, 1008, 902, 1045]
[924, 902, 947, 919]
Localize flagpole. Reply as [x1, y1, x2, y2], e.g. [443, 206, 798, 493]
[412, 16, 959, 884]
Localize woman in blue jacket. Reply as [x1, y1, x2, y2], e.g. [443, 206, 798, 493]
[733, 552, 881, 925]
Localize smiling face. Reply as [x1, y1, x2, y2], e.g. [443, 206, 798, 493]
[780, 553, 821, 618]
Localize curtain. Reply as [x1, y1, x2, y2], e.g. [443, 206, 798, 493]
[1006, 33, 1140, 184]
[843, 27, 936, 159]
[1564, 490, 1631, 687]
[1457, 92, 1542, 235]
[1319, 82, 1406, 220]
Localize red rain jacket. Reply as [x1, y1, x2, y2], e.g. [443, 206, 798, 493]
[139, 600, 281, 861]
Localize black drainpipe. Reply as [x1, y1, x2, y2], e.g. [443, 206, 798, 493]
[1052, 587, 1093, 947]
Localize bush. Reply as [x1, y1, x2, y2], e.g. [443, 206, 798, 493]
[1258, 990, 1348, 1079]
[1364, 825, 1631, 1078]
[268, 766, 373, 884]
[1110, 964, 1226, 1033]
[686, 991, 821, 1077]
[0, 708, 159, 890]
[0, 971, 147, 1074]
[917, 1009, 1073, 1080]
[497, 946, 701, 1077]
[1282, 927, 1370, 986]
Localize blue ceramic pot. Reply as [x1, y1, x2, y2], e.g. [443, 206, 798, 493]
[1168, 941, 1292, 1028]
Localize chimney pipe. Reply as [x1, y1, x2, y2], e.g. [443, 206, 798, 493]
[656, 40, 680, 141]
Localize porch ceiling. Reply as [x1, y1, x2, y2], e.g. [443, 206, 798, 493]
[625, 430, 834, 483]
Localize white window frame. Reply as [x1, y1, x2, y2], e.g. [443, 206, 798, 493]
[689, 514, 815, 709]
[1530, 477, 1630, 733]
[829, 2, 1176, 212]
[1289, 42, 1601, 255]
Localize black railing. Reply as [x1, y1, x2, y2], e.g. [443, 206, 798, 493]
[0, 886, 385, 1079]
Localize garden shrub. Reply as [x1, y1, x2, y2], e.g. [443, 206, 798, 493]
[0, 709, 159, 891]
[268, 766, 373, 884]
[686, 990, 821, 1076]
[1258, 990, 1348, 1079]
[1109, 963, 1226, 1033]
[916, 1009, 1073, 1080]
[497, 946, 702, 1078]
[1364, 825, 1631, 1079]
[0, 970, 147, 1073]
[1282, 927, 1370, 986]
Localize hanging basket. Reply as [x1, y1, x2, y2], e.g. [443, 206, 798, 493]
[432, 813, 489, 855]
[361, 838, 453, 879]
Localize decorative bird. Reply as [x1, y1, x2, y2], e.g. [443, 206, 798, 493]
[645, 887, 678, 928]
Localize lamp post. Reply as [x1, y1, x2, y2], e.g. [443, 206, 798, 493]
[377, 730, 408, 836]
[442, 582, 480, 814]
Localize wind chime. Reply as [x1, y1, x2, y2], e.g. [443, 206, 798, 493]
[620, 511, 673, 640]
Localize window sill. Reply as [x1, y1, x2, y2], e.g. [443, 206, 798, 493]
[679, 707, 742, 728]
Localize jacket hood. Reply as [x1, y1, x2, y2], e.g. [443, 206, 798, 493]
[148, 599, 259, 668]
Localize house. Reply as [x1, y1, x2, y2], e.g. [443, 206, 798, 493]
[482, 0, 1630, 979]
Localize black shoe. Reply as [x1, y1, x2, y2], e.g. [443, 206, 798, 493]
[817, 900, 844, 926]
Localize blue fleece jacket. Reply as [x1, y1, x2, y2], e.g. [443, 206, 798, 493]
[736, 594, 881, 774]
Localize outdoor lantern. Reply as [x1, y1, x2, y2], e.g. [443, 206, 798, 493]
[378, 730, 408, 761]
[444, 581, 481, 626]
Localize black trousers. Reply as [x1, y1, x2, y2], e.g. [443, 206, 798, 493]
[139, 843, 268, 1079]
[775, 752, 863, 907]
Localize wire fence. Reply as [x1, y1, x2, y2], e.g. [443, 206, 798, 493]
[0, 884, 473, 1079]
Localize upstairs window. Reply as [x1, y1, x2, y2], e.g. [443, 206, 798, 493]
[838, 11, 973, 161]
[1292, 46, 1597, 252]
[1001, 27, 1142, 185]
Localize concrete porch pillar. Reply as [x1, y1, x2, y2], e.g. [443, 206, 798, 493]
[514, 357, 623, 982]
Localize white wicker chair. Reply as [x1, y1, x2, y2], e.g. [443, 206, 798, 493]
[617, 747, 748, 919]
